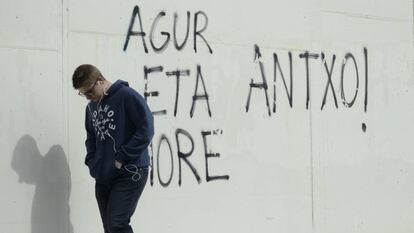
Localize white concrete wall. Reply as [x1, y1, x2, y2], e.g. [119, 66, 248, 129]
[1, 0, 414, 233]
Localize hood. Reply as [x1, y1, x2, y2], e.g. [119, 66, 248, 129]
[106, 80, 129, 96]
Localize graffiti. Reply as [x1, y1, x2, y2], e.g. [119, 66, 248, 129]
[122, 6, 222, 187]
[246, 44, 368, 115]
[149, 129, 228, 187]
[122, 6, 370, 187]
[123, 6, 213, 54]
[143, 65, 212, 118]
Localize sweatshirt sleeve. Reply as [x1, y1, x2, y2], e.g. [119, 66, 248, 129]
[115, 90, 154, 164]
[84, 106, 96, 166]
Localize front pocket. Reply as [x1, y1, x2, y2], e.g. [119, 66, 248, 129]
[87, 156, 101, 178]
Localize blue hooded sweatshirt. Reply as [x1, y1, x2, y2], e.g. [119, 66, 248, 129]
[84, 80, 154, 184]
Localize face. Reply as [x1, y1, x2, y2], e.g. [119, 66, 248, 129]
[78, 78, 103, 102]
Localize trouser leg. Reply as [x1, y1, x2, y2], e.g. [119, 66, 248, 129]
[95, 182, 111, 233]
[107, 168, 148, 233]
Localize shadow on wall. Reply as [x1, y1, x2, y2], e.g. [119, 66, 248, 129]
[12, 135, 74, 233]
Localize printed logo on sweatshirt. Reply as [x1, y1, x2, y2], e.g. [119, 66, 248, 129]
[92, 104, 117, 141]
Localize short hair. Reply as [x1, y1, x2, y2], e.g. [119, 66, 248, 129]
[72, 64, 103, 89]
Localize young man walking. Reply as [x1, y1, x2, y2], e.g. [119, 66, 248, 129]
[72, 64, 154, 233]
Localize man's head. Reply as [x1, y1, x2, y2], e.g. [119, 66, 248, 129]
[72, 64, 105, 101]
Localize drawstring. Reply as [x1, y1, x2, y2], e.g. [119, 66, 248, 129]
[122, 164, 143, 182]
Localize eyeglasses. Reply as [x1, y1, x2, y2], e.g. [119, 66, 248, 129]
[78, 80, 98, 97]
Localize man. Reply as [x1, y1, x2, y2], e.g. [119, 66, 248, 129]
[72, 64, 154, 233]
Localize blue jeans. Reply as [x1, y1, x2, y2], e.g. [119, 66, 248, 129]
[95, 167, 148, 233]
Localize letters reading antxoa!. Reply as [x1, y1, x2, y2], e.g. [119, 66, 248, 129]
[246, 44, 368, 115]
